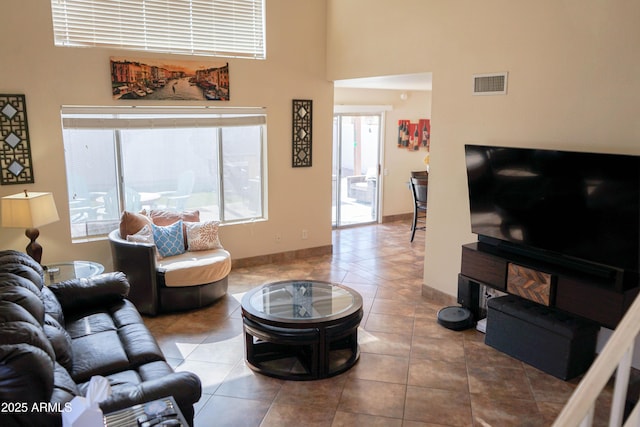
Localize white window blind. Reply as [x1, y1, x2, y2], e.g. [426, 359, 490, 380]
[50, 0, 266, 59]
[61, 106, 267, 129]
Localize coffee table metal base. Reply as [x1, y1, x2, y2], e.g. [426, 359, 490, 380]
[243, 314, 361, 380]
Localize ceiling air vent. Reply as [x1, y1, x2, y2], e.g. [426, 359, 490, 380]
[473, 72, 508, 95]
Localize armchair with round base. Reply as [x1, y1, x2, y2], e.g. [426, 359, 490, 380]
[108, 229, 231, 316]
[410, 176, 428, 242]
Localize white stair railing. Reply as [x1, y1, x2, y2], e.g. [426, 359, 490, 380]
[552, 293, 640, 427]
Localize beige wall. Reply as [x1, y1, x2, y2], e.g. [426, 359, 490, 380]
[0, 0, 333, 270]
[334, 88, 431, 218]
[328, 0, 640, 297]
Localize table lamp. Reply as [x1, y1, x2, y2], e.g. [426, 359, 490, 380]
[1, 190, 60, 264]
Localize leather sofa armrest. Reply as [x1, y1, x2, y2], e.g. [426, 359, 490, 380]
[108, 229, 160, 316]
[48, 272, 130, 312]
[99, 371, 202, 425]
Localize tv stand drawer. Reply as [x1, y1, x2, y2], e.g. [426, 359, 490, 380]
[507, 263, 555, 306]
[461, 244, 507, 290]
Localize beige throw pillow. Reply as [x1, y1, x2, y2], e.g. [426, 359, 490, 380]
[119, 211, 152, 238]
[184, 221, 223, 251]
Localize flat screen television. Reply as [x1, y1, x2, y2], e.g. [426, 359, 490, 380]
[464, 144, 640, 287]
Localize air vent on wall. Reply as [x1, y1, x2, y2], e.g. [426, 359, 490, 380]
[473, 72, 508, 95]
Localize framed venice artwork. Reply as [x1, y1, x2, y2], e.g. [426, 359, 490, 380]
[110, 57, 230, 101]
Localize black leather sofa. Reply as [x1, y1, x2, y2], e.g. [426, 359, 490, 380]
[0, 250, 201, 426]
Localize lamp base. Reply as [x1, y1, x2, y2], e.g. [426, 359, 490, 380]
[25, 227, 43, 265]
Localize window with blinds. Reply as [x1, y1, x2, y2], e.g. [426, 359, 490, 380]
[50, 0, 266, 59]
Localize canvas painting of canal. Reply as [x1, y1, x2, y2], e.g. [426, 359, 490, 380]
[110, 57, 230, 101]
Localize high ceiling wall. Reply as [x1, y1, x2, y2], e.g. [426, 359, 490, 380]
[0, 0, 333, 268]
[327, 0, 640, 297]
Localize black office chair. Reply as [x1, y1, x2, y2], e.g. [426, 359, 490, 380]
[410, 176, 428, 242]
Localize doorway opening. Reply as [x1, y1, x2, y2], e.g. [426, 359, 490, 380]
[332, 113, 382, 227]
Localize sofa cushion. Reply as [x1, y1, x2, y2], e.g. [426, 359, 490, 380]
[118, 323, 166, 366]
[137, 360, 177, 381]
[110, 299, 148, 329]
[41, 286, 65, 326]
[0, 250, 45, 288]
[111, 301, 165, 365]
[44, 314, 74, 371]
[0, 343, 55, 404]
[69, 326, 130, 382]
[157, 249, 231, 287]
[119, 210, 152, 238]
[185, 220, 223, 251]
[0, 316, 55, 361]
[0, 272, 45, 322]
[51, 361, 79, 405]
[152, 221, 186, 258]
[65, 310, 119, 339]
[64, 300, 165, 383]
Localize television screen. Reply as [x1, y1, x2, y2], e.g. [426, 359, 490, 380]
[464, 145, 640, 276]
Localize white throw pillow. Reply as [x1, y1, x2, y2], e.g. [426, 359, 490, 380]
[126, 224, 161, 259]
[126, 224, 154, 244]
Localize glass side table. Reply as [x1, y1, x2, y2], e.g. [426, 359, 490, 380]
[45, 260, 105, 285]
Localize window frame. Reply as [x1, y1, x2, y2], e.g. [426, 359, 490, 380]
[61, 105, 268, 241]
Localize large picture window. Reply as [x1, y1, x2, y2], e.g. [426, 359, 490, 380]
[61, 106, 267, 240]
[51, 0, 266, 59]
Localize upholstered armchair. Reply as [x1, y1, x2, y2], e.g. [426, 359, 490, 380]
[108, 210, 231, 316]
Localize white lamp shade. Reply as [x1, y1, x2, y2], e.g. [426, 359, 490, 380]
[1, 192, 60, 229]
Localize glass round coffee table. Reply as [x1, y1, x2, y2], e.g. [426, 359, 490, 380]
[241, 280, 363, 380]
[44, 260, 104, 285]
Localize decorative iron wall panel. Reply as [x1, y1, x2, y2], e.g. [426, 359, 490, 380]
[0, 94, 34, 185]
[292, 99, 312, 167]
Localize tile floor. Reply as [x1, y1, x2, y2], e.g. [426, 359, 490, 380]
[143, 220, 610, 427]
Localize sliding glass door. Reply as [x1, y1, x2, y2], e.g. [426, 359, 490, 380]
[332, 114, 381, 227]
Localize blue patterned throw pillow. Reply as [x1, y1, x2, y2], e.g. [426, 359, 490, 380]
[152, 220, 185, 258]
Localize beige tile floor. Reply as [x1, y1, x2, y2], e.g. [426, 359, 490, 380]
[143, 220, 609, 427]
